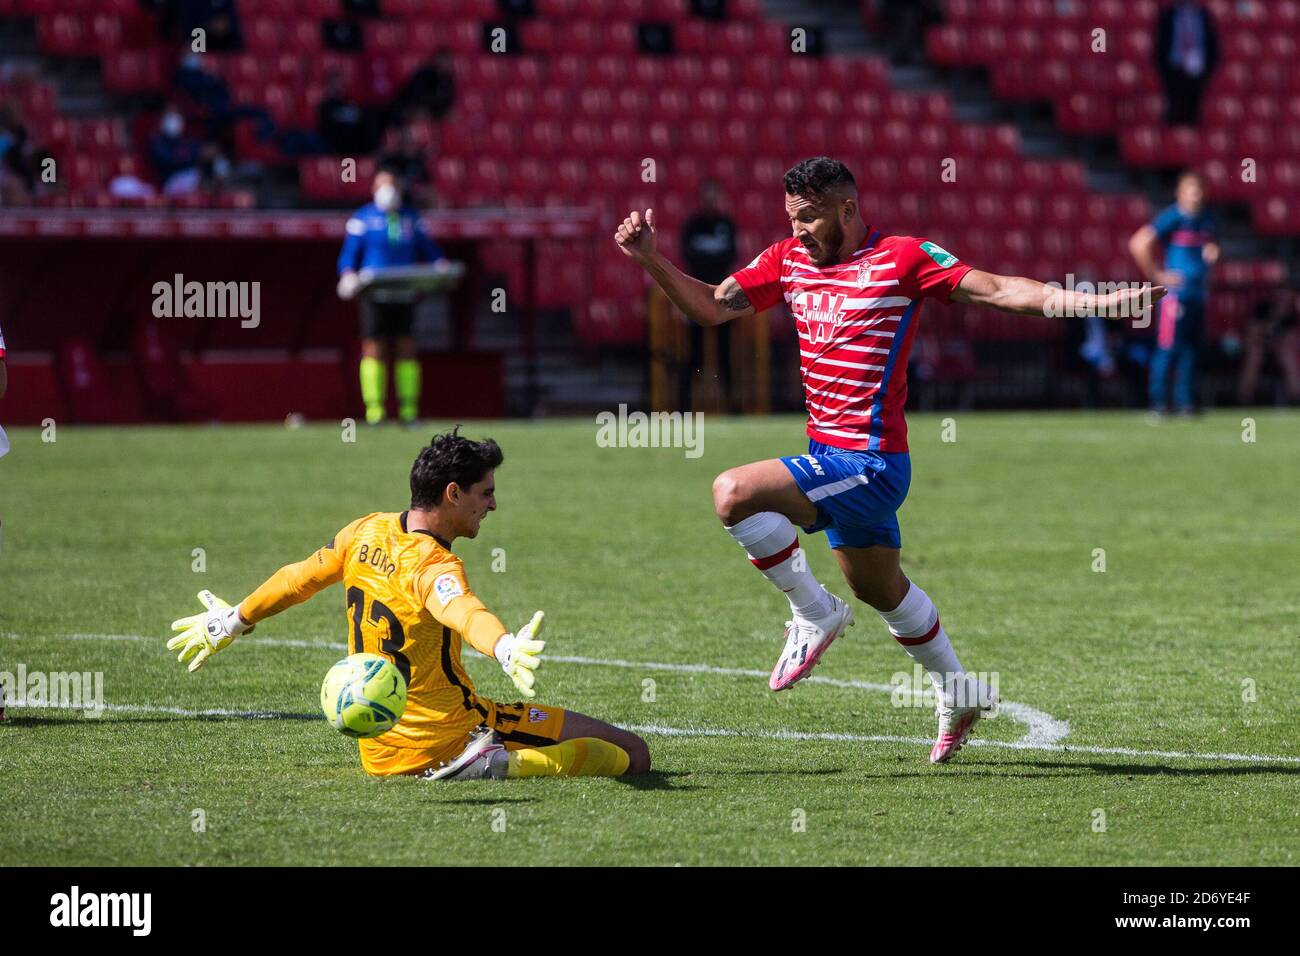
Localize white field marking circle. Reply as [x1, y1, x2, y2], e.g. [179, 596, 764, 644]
[4, 632, 1298, 765]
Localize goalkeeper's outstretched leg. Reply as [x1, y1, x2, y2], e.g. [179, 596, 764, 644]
[426, 711, 650, 781]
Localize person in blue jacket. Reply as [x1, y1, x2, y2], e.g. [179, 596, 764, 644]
[1129, 170, 1220, 415]
[338, 169, 443, 425]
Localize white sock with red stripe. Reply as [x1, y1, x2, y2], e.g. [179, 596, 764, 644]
[879, 582, 967, 706]
[725, 512, 833, 619]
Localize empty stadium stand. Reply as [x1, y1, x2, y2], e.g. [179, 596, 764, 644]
[0, 0, 1292, 421]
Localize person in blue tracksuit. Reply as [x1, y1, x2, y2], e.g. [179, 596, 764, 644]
[337, 169, 443, 425]
[1129, 170, 1220, 414]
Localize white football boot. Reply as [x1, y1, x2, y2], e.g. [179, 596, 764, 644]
[930, 677, 999, 764]
[424, 726, 508, 781]
[769, 587, 854, 691]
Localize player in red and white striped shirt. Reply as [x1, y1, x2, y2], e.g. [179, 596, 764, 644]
[617, 157, 1163, 762]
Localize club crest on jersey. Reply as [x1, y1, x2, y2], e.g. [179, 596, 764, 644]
[794, 291, 846, 344]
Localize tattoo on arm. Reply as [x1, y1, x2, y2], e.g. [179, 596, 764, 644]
[718, 285, 752, 312]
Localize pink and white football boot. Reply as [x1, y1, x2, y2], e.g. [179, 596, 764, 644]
[930, 679, 998, 763]
[769, 588, 854, 691]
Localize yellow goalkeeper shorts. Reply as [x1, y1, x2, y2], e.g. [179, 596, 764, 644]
[360, 699, 569, 777]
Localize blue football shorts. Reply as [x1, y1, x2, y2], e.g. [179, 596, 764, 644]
[780, 440, 912, 550]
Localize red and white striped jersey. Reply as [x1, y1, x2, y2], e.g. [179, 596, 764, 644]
[729, 229, 971, 452]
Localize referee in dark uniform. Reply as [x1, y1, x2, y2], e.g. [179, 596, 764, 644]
[679, 180, 739, 411]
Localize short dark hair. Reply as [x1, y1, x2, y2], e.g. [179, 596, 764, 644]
[410, 427, 503, 509]
[783, 157, 856, 201]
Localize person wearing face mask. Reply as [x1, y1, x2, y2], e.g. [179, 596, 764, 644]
[337, 169, 443, 426]
[148, 105, 202, 187]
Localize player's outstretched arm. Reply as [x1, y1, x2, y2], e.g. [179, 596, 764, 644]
[952, 268, 1166, 321]
[614, 207, 752, 326]
[166, 532, 351, 672]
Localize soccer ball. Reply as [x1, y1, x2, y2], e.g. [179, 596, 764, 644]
[320, 653, 407, 739]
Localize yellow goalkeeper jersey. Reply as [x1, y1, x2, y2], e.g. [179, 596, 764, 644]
[239, 511, 510, 774]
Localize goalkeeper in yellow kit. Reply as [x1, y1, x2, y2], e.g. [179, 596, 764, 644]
[166, 429, 650, 781]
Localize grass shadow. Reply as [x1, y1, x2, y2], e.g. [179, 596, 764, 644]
[615, 769, 699, 791]
[429, 796, 541, 806]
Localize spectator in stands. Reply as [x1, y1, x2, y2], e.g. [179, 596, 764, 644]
[0, 108, 27, 205]
[148, 105, 231, 196]
[0, 102, 39, 205]
[679, 179, 739, 412]
[149, 105, 203, 183]
[1155, 0, 1218, 125]
[1237, 289, 1300, 406]
[336, 170, 444, 426]
[393, 50, 456, 123]
[318, 69, 378, 155]
[1129, 170, 1220, 415]
[174, 50, 274, 143]
[878, 0, 942, 67]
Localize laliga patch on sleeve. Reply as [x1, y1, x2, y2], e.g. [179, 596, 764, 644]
[920, 241, 958, 269]
[345, 217, 366, 236]
[433, 573, 464, 606]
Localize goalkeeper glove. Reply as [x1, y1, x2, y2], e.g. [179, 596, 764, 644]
[168, 589, 253, 672]
[494, 611, 545, 698]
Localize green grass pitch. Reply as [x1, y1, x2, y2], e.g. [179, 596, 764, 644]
[1, 411, 1297, 865]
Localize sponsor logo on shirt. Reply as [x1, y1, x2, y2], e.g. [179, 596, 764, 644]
[433, 573, 464, 606]
[920, 241, 958, 269]
[793, 291, 846, 344]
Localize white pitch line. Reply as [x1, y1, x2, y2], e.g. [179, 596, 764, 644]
[0, 633, 1065, 746]
[19, 702, 1300, 765]
[549, 654, 1069, 748]
[620, 723, 1300, 765]
[0, 632, 347, 651]
[40, 701, 312, 719]
[6, 632, 1297, 765]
